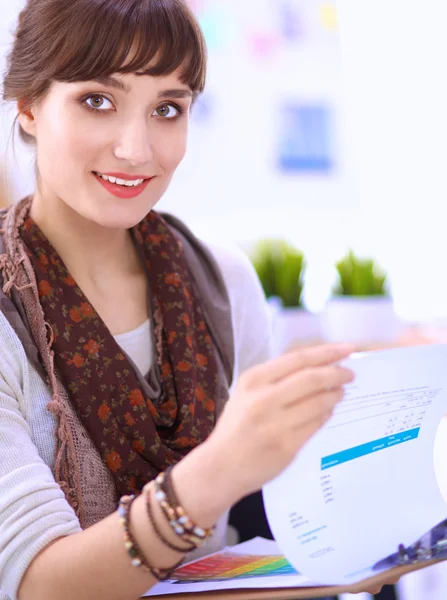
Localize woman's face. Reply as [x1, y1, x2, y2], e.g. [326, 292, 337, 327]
[19, 71, 193, 229]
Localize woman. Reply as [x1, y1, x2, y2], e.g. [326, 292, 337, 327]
[0, 1, 385, 599]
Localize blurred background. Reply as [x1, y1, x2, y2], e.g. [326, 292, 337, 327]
[2, 1, 447, 598]
[3, 0, 447, 351]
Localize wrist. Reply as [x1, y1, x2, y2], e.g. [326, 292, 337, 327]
[171, 438, 243, 529]
[129, 492, 187, 571]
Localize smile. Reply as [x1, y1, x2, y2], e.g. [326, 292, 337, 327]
[93, 171, 153, 199]
[93, 172, 147, 187]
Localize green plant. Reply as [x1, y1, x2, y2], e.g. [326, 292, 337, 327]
[334, 250, 388, 296]
[250, 239, 305, 308]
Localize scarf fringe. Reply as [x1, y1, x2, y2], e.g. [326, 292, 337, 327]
[0, 198, 85, 524]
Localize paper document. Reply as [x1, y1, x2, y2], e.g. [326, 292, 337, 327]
[263, 343, 447, 584]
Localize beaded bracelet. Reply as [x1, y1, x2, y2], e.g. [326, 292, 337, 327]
[163, 467, 215, 542]
[162, 466, 181, 507]
[118, 494, 183, 581]
[144, 482, 195, 553]
[153, 469, 215, 548]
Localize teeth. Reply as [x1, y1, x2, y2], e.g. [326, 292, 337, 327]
[96, 172, 145, 187]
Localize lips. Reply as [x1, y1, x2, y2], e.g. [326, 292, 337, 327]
[93, 171, 153, 199]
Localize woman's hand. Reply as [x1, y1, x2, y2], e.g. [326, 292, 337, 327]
[204, 343, 354, 505]
[172, 344, 354, 529]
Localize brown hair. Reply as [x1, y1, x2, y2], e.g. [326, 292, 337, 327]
[3, 0, 207, 144]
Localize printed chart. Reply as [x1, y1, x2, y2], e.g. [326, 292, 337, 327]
[172, 552, 297, 583]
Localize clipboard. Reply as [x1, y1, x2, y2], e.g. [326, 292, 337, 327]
[149, 557, 445, 599]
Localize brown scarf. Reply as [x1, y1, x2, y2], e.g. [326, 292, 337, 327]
[0, 197, 234, 526]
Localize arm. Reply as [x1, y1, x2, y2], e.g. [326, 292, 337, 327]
[5, 342, 354, 600]
[18, 441, 238, 600]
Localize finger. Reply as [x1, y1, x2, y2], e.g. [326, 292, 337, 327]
[277, 366, 353, 407]
[287, 389, 343, 428]
[241, 344, 354, 387]
[285, 409, 334, 451]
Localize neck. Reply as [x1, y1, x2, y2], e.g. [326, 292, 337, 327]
[29, 192, 142, 285]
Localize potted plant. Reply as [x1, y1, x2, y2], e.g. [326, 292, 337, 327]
[250, 239, 320, 354]
[322, 250, 398, 343]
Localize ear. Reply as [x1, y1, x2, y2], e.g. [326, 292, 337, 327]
[17, 99, 37, 139]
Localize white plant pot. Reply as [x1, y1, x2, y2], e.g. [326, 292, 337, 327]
[322, 296, 398, 344]
[272, 307, 321, 355]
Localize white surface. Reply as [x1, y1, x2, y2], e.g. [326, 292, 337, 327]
[337, 0, 447, 321]
[264, 344, 447, 584]
[396, 560, 447, 600]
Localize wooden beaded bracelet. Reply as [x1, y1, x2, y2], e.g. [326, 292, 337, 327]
[118, 494, 183, 581]
[143, 482, 195, 553]
[164, 467, 215, 542]
[154, 469, 215, 548]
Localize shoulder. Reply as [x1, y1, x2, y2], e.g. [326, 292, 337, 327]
[203, 240, 264, 314]
[160, 211, 255, 287]
[203, 240, 273, 378]
[205, 241, 260, 291]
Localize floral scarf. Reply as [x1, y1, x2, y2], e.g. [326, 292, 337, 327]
[19, 209, 219, 497]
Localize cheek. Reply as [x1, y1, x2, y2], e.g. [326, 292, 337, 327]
[154, 125, 188, 173]
[36, 110, 106, 178]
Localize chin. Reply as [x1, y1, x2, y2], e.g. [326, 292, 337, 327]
[79, 197, 161, 230]
[91, 210, 152, 230]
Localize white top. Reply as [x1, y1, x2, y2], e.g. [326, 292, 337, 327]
[113, 319, 152, 376]
[0, 241, 273, 600]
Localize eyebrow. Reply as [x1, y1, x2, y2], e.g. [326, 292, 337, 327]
[91, 76, 193, 99]
[157, 88, 193, 99]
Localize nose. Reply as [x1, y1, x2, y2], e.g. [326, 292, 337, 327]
[113, 118, 153, 167]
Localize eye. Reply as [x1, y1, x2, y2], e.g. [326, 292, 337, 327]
[153, 103, 181, 119]
[83, 94, 114, 111]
